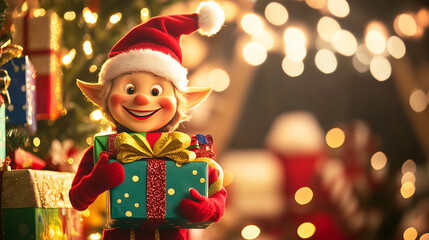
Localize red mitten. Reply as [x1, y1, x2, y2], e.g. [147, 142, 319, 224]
[179, 188, 227, 222]
[69, 153, 125, 211]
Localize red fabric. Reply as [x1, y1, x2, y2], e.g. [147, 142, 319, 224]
[108, 14, 199, 62]
[103, 228, 188, 240]
[69, 146, 125, 211]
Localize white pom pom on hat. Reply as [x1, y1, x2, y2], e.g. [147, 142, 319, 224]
[97, 1, 225, 92]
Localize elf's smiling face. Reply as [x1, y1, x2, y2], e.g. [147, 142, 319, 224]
[108, 71, 178, 132]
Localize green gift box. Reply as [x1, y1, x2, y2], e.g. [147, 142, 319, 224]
[94, 133, 212, 229]
[1, 169, 82, 239]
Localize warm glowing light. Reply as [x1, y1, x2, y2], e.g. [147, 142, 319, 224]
[83, 7, 98, 25]
[89, 65, 98, 73]
[409, 89, 427, 112]
[317, 17, 341, 42]
[352, 55, 369, 73]
[241, 225, 260, 240]
[417, 8, 429, 28]
[282, 57, 304, 77]
[252, 30, 275, 50]
[402, 159, 417, 174]
[83, 41, 93, 56]
[33, 8, 46, 17]
[403, 227, 418, 240]
[90, 110, 103, 121]
[243, 42, 267, 66]
[305, 0, 326, 9]
[82, 209, 90, 218]
[315, 49, 337, 74]
[327, 0, 350, 18]
[33, 137, 41, 147]
[401, 182, 416, 199]
[387, 36, 406, 59]
[370, 151, 387, 170]
[420, 233, 429, 240]
[295, 187, 313, 205]
[208, 68, 230, 92]
[64, 11, 76, 21]
[89, 233, 102, 240]
[401, 172, 416, 185]
[21, 2, 28, 12]
[62, 49, 76, 66]
[326, 128, 345, 148]
[395, 14, 418, 37]
[141, 8, 150, 22]
[265, 2, 288, 26]
[369, 56, 391, 81]
[297, 222, 316, 239]
[333, 30, 357, 56]
[365, 30, 386, 55]
[221, 1, 238, 21]
[241, 13, 264, 35]
[109, 12, 122, 24]
[86, 137, 93, 145]
[284, 27, 307, 61]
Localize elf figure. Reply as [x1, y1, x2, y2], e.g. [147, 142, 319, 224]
[69, 2, 227, 240]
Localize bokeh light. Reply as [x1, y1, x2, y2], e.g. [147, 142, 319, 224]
[387, 36, 406, 59]
[315, 49, 337, 74]
[420, 233, 429, 240]
[401, 182, 416, 199]
[265, 2, 288, 26]
[326, 127, 345, 148]
[284, 27, 307, 61]
[241, 13, 264, 35]
[282, 57, 304, 77]
[109, 12, 122, 24]
[64, 11, 76, 21]
[90, 109, 103, 121]
[402, 159, 417, 174]
[395, 14, 418, 37]
[252, 30, 275, 50]
[409, 89, 427, 112]
[241, 225, 261, 240]
[317, 16, 341, 42]
[295, 187, 314, 205]
[401, 172, 416, 185]
[327, 0, 350, 18]
[243, 42, 267, 66]
[83, 40, 93, 56]
[305, 0, 326, 9]
[403, 227, 418, 240]
[33, 137, 41, 147]
[369, 56, 391, 81]
[417, 8, 429, 27]
[83, 7, 98, 25]
[370, 151, 387, 170]
[297, 222, 316, 239]
[333, 30, 357, 56]
[207, 68, 230, 92]
[365, 30, 386, 55]
[352, 55, 369, 73]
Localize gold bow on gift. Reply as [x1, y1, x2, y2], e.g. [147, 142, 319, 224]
[114, 132, 224, 197]
[0, 40, 23, 105]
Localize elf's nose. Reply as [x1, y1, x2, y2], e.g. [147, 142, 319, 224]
[134, 94, 150, 105]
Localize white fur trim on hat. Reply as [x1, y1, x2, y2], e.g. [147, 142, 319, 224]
[99, 49, 188, 91]
[197, 1, 225, 36]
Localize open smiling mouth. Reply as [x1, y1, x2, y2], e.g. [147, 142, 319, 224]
[122, 106, 161, 120]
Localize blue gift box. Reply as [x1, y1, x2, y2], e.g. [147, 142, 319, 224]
[2, 56, 37, 132]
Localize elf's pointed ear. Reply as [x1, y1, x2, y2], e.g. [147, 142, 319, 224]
[183, 86, 213, 110]
[76, 80, 105, 107]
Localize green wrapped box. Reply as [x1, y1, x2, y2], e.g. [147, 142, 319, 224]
[94, 133, 211, 229]
[1, 169, 82, 239]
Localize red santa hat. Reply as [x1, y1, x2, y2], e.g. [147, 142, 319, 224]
[99, 1, 225, 91]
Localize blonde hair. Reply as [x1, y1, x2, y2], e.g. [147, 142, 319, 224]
[101, 77, 190, 133]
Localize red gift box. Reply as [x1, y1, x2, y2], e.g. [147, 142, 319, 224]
[12, 11, 63, 121]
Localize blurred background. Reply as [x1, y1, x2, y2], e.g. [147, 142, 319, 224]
[3, 0, 429, 239]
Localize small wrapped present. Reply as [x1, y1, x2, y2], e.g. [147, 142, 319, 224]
[94, 132, 215, 229]
[12, 11, 63, 121]
[12, 148, 46, 170]
[2, 56, 37, 133]
[1, 169, 82, 239]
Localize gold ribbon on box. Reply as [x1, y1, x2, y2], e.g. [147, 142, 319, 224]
[115, 132, 224, 197]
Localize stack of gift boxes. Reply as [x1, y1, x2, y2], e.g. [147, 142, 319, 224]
[0, 10, 81, 240]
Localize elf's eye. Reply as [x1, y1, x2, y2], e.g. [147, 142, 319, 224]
[124, 83, 136, 95]
[150, 84, 163, 96]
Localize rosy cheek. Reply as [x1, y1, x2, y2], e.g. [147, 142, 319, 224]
[159, 97, 176, 111]
[109, 94, 125, 107]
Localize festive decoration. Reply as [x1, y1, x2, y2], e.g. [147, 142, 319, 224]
[12, 10, 63, 121]
[2, 56, 36, 132]
[11, 148, 45, 169]
[1, 169, 82, 239]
